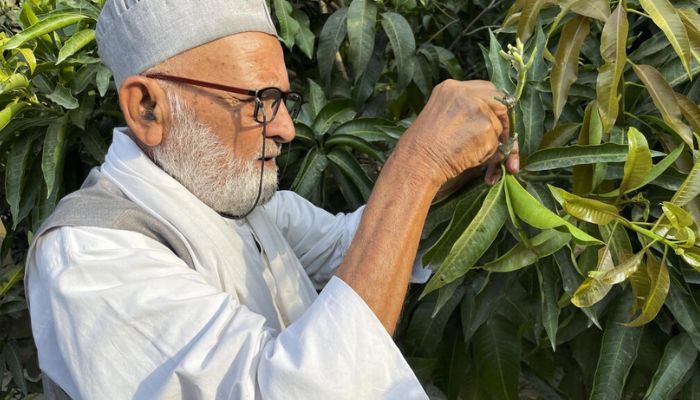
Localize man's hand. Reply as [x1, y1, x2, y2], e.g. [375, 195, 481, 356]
[394, 80, 520, 189]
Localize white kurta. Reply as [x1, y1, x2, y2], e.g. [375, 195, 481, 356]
[26, 130, 430, 399]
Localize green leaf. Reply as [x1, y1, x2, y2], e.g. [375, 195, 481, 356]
[324, 134, 385, 162]
[538, 257, 561, 351]
[0, 73, 29, 95]
[15, 48, 36, 74]
[306, 79, 327, 118]
[317, 8, 348, 84]
[599, 143, 684, 197]
[481, 229, 571, 273]
[312, 99, 356, 136]
[0, 265, 23, 297]
[596, 5, 628, 133]
[540, 123, 581, 149]
[332, 118, 394, 142]
[473, 317, 521, 400]
[293, 123, 316, 146]
[589, 294, 643, 400]
[549, 185, 620, 225]
[274, 0, 300, 48]
[517, 0, 547, 44]
[625, 255, 670, 327]
[406, 286, 465, 357]
[291, 149, 328, 201]
[292, 10, 314, 59]
[644, 333, 698, 399]
[506, 176, 602, 244]
[347, 0, 377, 79]
[47, 83, 79, 109]
[671, 154, 700, 207]
[633, 64, 694, 148]
[571, 246, 615, 307]
[619, 127, 652, 194]
[681, 368, 700, 399]
[3, 343, 27, 395]
[96, 64, 112, 98]
[42, 117, 68, 198]
[551, 15, 590, 125]
[56, 28, 95, 64]
[80, 127, 107, 164]
[526, 143, 648, 172]
[5, 134, 35, 225]
[0, 101, 28, 131]
[422, 178, 507, 296]
[675, 93, 700, 135]
[71, 64, 98, 94]
[567, 0, 610, 21]
[639, 0, 693, 79]
[594, 249, 645, 286]
[667, 281, 700, 352]
[381, 12, 416, 88]
[663, 201, 694, 230]
[517, 86, 545, 158]
[484, 30, 515, 94]
[2, 13, 89, 50]
[327, 148, 373, 200]
[423, 184, 489, 266]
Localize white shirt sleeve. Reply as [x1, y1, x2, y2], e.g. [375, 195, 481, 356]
[26, 226, 427, 400]
[263, 191, 431, 287]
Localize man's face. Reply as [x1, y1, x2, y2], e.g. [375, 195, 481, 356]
[149, 32, 295, 216]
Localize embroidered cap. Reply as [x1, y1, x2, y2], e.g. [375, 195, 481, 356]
[96, 0, 278, 88]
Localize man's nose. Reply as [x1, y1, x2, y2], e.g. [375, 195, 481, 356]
[265, 104, 296, 143]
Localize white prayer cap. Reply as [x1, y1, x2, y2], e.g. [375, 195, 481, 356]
[96, 0, 278, 88]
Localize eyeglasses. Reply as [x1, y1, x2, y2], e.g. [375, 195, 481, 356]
[143, 73, 303, 124]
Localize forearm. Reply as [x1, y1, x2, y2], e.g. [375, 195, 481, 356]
[335, 149, 440, 335]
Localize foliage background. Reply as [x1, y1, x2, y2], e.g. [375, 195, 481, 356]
[1, 0, 700, 399]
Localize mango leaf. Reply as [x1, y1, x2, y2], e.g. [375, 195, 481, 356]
[571, 246, 615, 308]
[517, 0, 546, 44]
[552, 16, 590, 125]
[317, 8, 348, 84]
[663, 202, 694, 229]
[421, 178, 507, 297]
[292, 10, 315, 59]
[312, 99, 356, 136]
[406, 286, 465, 357]
[473, 317, 521, 400]
[381, 12, 416, 88]
[678, 8, 700, 63]
[549, 186, 620, 225]
[0, 73, 29, 95]
[675, 93, 700, 135]
[594, 249, 645, 286]
[506, 176, 601, 244]
[56, 29, 95, 64]
[538, 257, 561, 351]
[306, 79, 327, 118]
[423, 184, 489, 266]
[600, 143, 684, 197]
[3, 343, 27, 395]
[332, 118, 394, 142]
[2, 13, 88, 50]
[667, 281, 700, 352]
[95, 64, 112, 97]
[625, 255, 669, 327]
[681, 247, 700, 272]
[596, 5, 627, 133]
[47, 83, 79, 109]
[41, 117, 68, 198]
[567, 0, 610, 21]
[629, 268, 651, 312]
[481, 229, 571, 273]
[291, 149, 328, 201]
[273, 0, 300, 48]
[639, 0, 693, 78]
[347, 0, 377, 79]
[5, 134, 35, 224]
[324, 134, 385, 162]
[539, 123, 580, 149]
[644, 333, 698, 399]
[589, 294, 643, 400]
[484, 29, 515, 94]
[326, 148, 373, 200]
[619, 127, 653, 194]
[517, 86, 545, 158]
[671, 155, 700, 207]
[633, 64, 694, 148]
[15, 48, 36, 74]
[0, 265, 23, 297]
[681, 368, 700, 399]
[526, 143, 635, 171]
[0, 101, 28, 131]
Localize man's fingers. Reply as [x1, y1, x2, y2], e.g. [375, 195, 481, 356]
[485, 160, 502, 186]
[506, 140, 520, 174]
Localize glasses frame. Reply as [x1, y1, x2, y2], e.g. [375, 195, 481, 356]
[143, 73, 303, 124]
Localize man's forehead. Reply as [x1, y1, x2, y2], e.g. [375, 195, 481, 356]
[157, 33, 289, 90]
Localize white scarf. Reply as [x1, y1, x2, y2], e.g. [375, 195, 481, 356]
[101, 128, 317, 330]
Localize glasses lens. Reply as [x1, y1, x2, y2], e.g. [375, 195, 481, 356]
[286, 93, 302, 120]
[256, 88, 282, 123]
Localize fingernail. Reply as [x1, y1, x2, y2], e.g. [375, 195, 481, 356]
[512, 158, 520, 172]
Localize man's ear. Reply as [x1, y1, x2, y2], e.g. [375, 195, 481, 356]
[118, 76, 170, 147]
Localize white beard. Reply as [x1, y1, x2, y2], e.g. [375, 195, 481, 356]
[151, 93, 278, 217]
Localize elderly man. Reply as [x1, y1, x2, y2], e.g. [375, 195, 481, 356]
[25, 0, 519, 398]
